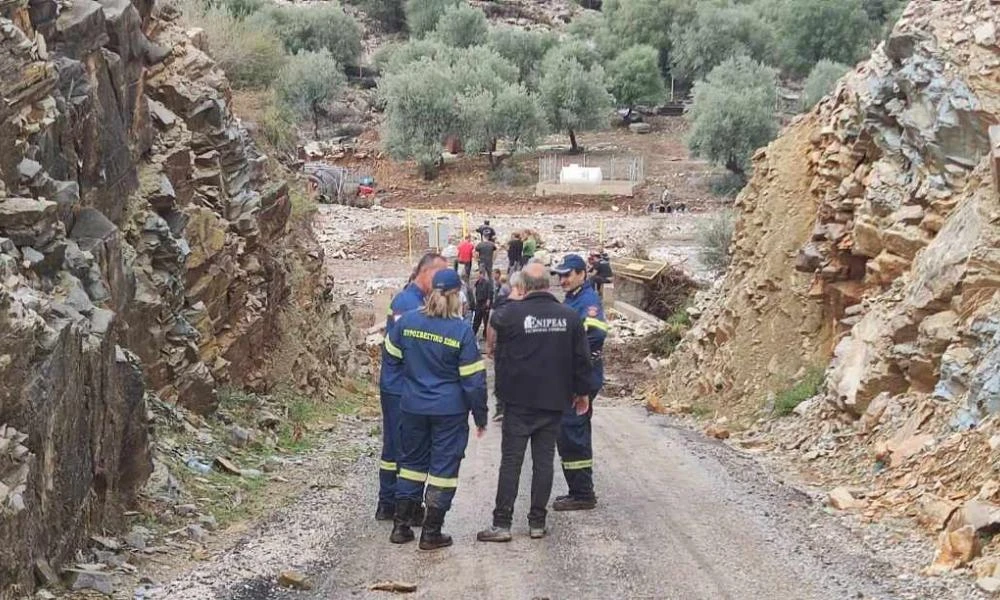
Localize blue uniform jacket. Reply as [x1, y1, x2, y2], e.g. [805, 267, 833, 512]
[564, 281, 608, 392]
[383, 309, 488, 427]
[379, 283, 425, 394]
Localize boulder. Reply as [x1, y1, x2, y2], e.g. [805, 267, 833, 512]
[0, 197, 60, 246]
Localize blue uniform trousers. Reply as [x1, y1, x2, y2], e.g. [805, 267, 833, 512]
[378, 391, 402, 505]
[396, 412, 469, 512]
[557, 389, 599, 501]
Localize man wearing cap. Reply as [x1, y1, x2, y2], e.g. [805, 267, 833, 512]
[551, 253, 609, 511]
[588, 251, 614, 298]
[375, 253, 447, 523]
[383, 269, 488, 549]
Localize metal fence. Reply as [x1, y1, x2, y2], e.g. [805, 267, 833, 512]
[538, 154, 645, 184]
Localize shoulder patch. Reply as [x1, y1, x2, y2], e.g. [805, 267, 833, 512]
[587, 306, 599, 317]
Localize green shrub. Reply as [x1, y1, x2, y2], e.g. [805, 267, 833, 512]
[697, 209, 735, 272]
[432, 3, 488, 48]
[262, 4, 362, 67]
[275, 50, 346, 139]
[200, 8, 287, 89]
[259, 98, 298, 153]
[708, 172, 746, 198]
[404, 0, 459, 37]
[206, 0, 264, 18]
[373, 38, 449, 73]
[801, 59, 850, 109]
[488, 165, 533, 188]
[774, 367, 826, 415]
[686, 55, 778, 175]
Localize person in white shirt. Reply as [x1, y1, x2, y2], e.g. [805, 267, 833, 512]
[442, 238, 459, 271]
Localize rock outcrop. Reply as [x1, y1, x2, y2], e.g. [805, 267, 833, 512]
[652, 0, 1000, 572]
[0, 0, 352, 594]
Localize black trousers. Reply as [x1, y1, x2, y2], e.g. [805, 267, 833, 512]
[472, 306, 490, 336]
[492, 407, 563, 528]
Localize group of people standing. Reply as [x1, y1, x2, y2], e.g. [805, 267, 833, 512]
[375, 239, 608, 549]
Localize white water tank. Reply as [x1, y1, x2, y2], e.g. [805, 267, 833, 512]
[560, 164, 603, 184]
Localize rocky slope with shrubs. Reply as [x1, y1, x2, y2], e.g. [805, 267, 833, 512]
[652, 0, 1000, 580]
[0, 0, 354, 594]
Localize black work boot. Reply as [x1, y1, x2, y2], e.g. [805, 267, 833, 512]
[552, 496, 597, 511]
[419, 508, 453, 550]
[410, 503, 425, 528]
[375, 501, 395, 521]
[390, 499, 416, 544]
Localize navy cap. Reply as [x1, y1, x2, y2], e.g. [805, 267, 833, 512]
[432, 269, 462, 292]
[552, 254, 587, 274]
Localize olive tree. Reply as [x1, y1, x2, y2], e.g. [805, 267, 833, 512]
[686, 55, 778, 176]
[487, 26, 557, 88]
[275, 50, 346, 139]
[381, 46, 543, 176]
[460, 83, 546, 168]
[260, 4, 362, 67]
[380, 58, 458, 177]
[773, 0, 872, 76]
[601, 0, 698, 71]
[671, 4, 775, 82]
[538, 48, 613, 153]
[565, 12, 619, 62]
[404, 0, 459, 37]
[432, 3, 488, 48]
[801, 59, 850, 109]
[607, 45, 665, 121]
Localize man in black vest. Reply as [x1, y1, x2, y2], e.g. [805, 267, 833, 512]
[477, 262, 592, 542]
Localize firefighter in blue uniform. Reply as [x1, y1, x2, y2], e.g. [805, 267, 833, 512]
[383, 268, 488, 549]
[376, 253, 447, 522]
[551, 254, 608, 511]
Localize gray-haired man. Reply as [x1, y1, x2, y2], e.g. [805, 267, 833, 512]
[477, 263, 592, 541]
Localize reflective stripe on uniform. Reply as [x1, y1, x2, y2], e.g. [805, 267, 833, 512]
[379, 460, 397, 471]
[427, 474, 459, 488]
[384, 337, 403, 359]
[584, 318, 609, 332]
[398, 468, 427, 482]
[459, 360, 486, 377]
[562, 459, 593, 470]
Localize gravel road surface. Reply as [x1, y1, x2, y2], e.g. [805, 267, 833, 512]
[255, 406, 978, 600]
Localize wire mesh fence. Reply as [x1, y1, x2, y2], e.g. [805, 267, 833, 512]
[537, 154, 645, 184]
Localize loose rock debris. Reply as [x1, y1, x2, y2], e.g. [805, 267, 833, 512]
[369, 580, 418, 593]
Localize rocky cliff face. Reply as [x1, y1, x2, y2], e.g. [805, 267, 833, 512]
[653, 0, 1000, 572]
[0, 0, 351, 594]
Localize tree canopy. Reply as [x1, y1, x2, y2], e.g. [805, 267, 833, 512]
[538, 49, 613, 152]
[608, 45, 665, 115]
[686, 55, 778, 175]
[275, 49, 346, 139]
[404, 0, 460, 38]
[773, 0, 872, 75]
[801, 59, 850, 109]
[432, 3, 489, 48]
[671, 4, 775, 82]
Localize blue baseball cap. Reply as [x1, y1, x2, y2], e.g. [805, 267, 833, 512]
[552, 254, 587, 275]
[432, 269, 463, 292]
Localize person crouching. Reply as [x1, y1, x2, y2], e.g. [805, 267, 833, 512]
[382, 269, 489, 550]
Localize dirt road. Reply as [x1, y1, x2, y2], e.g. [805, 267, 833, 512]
[200, 403, 973, 600]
